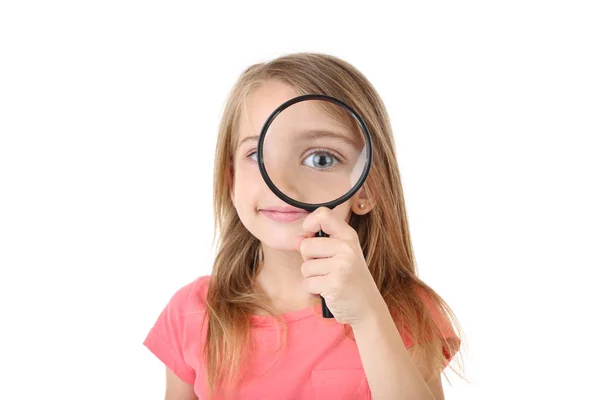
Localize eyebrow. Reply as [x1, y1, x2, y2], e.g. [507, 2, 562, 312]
[237, 129, 360, 149]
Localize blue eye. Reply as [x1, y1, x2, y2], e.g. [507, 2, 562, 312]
[302, 151, 339, 169]
[247, 151, 258, 162]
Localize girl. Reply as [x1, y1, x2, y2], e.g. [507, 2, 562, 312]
[144, 52, 464, 400]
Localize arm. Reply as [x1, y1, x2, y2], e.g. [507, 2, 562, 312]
[165, 367, 198, 400]
[351, 298, 443, 400]
[408, 346, 446, 400]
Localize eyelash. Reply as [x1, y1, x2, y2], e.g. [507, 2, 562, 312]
[246, 149, 257, 160]
[305, 148, 344, 164]
[245, 148, 343, 163]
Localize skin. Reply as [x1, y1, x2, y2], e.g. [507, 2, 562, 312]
[164, 80, 447, 399]
[232, 81, 371, 313]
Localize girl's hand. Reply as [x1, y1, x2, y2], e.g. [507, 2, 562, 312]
[296, 207, 386, 327]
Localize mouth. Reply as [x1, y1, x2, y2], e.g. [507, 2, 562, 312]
[258, 205, 309, 222]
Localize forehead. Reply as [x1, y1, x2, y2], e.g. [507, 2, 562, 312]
[236, 81, 300, 144]
[236, 81, 361, 147]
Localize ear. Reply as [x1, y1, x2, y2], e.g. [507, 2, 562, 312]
[351, 187, 374, 215]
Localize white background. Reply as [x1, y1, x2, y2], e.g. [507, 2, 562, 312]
[1, 1, 598, 399]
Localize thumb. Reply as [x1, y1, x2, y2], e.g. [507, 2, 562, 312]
[295, 234, 307, 251]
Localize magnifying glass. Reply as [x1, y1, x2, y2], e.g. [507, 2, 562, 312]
[257, 94, 373, 318]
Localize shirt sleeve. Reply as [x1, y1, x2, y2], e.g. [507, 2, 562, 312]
[143, 283, 197, 385]
[400, 286, 461, 365]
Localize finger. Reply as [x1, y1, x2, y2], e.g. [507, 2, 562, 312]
[303, 275, 328, 296]
[300, 258, 334, 278]
[295, 234, 308, 251]
[303, 207, 357, 240]
[298, 237, 347, 260]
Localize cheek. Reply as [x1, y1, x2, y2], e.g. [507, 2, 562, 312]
[232, 161, 262, 206]
[332, 202, 353, 222]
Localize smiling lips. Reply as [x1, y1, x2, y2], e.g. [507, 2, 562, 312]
[259, 206, 309, 222]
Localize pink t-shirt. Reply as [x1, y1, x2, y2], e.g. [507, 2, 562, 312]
[143, 275, 458, 399]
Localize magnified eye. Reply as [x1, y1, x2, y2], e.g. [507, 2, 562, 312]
[302, 151, 340, 169]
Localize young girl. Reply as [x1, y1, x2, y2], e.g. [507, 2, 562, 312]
[144, 52, 464, 400]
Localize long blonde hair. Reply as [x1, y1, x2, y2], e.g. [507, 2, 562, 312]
[204, 52, 464, 397]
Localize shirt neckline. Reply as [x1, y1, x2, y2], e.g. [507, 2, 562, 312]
[250, 303, 321, 326]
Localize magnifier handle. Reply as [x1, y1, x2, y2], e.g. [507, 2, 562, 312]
[315, 229, 335, 318]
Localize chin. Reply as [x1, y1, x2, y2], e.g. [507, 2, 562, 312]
[261, 238, 298, 252]
[254, 227, 299, 252]
[237, 216, 300, 251]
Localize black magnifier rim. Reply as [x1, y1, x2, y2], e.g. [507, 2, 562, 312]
[257, 94, 372, 212]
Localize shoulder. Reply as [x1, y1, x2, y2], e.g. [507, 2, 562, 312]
[393, 282, 459, 347]
[167, 274, 212, 314]
[412, 284, 455, 336]
[144, 274, 212, 353]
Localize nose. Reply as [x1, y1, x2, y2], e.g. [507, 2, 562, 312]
[267, 166, 302, 201]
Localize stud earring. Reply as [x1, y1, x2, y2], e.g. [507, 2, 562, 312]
[358, 203, 365, 209]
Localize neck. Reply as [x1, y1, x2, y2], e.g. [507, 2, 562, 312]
[254, 244, 319, 313]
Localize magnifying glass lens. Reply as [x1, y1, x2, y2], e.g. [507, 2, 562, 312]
[262, 99, 368, 207]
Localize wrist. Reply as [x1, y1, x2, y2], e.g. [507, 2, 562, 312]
[349, 296, 391, 333]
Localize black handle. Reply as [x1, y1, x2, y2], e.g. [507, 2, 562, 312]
[315, 229, 334, 318]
